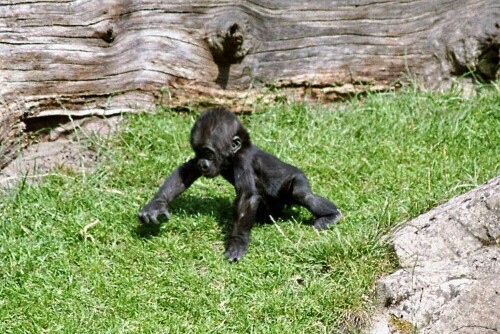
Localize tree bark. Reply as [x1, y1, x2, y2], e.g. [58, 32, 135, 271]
[1, 0, 499, 168]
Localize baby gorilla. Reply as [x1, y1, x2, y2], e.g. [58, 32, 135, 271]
[138, 108, 341, 261]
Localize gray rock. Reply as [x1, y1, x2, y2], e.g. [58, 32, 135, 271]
[371, 177, 500, 334]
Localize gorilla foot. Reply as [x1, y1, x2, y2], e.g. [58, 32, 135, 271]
[313, 213, 342, 230]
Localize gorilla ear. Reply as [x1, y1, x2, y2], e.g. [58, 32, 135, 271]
[231, 136, 242, 153]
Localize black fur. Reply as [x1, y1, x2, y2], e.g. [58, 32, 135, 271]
[138, 108, 341, 261]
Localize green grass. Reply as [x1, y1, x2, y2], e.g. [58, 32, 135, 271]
[1, 86, 499, 333]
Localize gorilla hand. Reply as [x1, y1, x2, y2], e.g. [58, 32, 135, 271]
[224, 235, 249, 262]
[138, 199, 171, 225]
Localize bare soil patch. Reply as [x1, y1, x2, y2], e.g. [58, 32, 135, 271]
[0, 116, 122, 188]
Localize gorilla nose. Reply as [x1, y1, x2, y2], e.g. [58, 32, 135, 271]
[199, 160, 210, 172]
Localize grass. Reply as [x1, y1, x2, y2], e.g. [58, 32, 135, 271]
[1, 85, 499, 333]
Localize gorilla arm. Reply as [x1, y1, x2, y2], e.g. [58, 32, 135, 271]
[138, 158, 201, 225]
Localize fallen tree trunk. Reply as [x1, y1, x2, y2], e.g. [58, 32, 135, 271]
[1, 0, 499, 168]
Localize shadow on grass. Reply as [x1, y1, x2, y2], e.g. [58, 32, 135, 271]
[134, 223, 163, 239]
[132, 193, 312, 243]
[133, 194, 233, 240]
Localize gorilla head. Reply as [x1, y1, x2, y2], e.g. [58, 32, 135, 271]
[190, 108, 250, 178]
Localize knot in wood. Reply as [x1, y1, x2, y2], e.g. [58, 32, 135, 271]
[102, 27, 116, 43]
[207, 22, 250, 65]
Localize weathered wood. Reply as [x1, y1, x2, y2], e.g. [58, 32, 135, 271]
[1, 0, 499, 167]
[0, 100, 25, 169]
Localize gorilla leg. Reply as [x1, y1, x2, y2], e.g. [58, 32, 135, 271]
[291, 174, 341, 230]
[225, 192, 260, 262]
